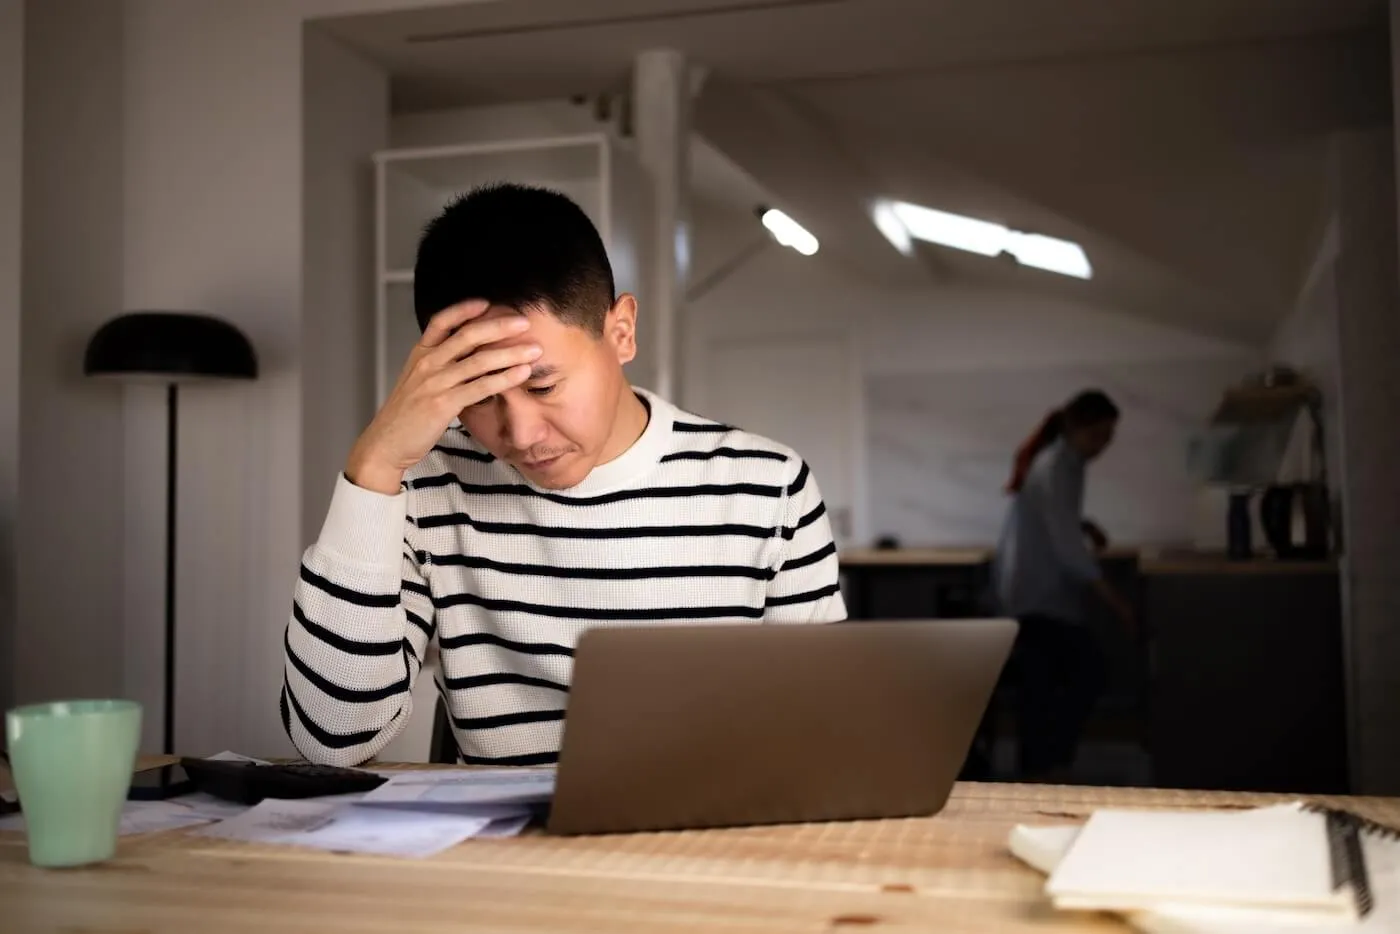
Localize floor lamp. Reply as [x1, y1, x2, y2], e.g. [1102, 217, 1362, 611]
[84, 312, 258, 755]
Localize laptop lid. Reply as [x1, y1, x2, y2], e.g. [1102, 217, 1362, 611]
[547, 618, 1017, 835]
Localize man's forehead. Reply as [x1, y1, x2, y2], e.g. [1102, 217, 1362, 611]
[478, 304, 567, 378]
[479, 303, 527, 321]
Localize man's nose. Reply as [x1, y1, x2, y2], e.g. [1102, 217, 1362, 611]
[500, 399, 549, 451]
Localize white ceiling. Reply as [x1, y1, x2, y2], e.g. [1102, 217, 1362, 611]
[319, 0, 1393, 344]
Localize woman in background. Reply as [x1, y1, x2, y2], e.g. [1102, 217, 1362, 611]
[989, 389, 1134, 782]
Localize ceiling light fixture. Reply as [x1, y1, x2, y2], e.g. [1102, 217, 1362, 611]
[872, 199, 1092, 280]
[757, 206, 819, 257]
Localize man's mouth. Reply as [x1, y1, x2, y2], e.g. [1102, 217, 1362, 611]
[520, 453, 568, 469]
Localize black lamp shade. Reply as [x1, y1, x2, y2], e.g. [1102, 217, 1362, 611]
[84, 312, 258, 382]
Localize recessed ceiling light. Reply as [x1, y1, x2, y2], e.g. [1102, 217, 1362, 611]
[757, 206, 819, 257]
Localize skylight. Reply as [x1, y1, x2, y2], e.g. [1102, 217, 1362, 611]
[871, 201, 913, 257]
[872, 199, 1093, 280]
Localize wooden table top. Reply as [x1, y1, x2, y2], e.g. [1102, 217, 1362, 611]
[6, 765, 1400, 934]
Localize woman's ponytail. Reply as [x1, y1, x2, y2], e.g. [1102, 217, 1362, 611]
[1004, 389, 1118, 494]
[1005, 409, 1065, 493]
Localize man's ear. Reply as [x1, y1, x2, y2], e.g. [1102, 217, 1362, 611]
[604, 294, 638, 364]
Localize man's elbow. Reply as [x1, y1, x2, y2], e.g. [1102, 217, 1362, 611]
[299, 744, 374, 768]
[280, 689, 386, 767]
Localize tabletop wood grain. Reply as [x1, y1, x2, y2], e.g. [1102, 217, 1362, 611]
[6, 766, 1398, 934]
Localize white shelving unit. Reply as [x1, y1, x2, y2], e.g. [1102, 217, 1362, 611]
[372, 134, 648, 406]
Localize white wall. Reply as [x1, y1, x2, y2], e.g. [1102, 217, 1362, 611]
[104, 0, 468, 757]
[1329, 127, 1400, 795]
[18, 0, 129, 706]
[0, 0, 22, 715]
[685, 223, 1260, 549]
[118, 0, 313, 756]
[1270, 217, 1343, 506]
[301, 28, 388, 548]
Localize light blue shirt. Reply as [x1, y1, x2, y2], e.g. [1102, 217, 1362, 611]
[991, 438, 1102, 622]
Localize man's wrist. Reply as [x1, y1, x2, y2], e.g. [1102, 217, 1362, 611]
[345, 450, 404, 496]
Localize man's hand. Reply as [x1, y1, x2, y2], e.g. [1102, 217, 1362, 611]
[345, 301, 540, 494]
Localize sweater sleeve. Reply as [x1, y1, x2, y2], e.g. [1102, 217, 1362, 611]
[763, 459, 847, 623]
[280, 473, 436, 766]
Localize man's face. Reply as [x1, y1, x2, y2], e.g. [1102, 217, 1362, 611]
[457, 297, 638, 490]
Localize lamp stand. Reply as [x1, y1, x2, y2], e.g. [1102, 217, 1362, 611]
[163, 383, 178, 755]
[82, 311, 259, 760]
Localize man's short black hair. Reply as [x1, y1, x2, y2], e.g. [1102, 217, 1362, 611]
[413, 182, 615, 335]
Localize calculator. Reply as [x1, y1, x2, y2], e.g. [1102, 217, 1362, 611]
[179, 757, 388, 805]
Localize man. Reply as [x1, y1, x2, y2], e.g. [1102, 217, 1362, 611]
[282, 183, 846, 767]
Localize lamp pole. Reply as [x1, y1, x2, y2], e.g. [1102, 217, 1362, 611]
[163, 383, 178, 755]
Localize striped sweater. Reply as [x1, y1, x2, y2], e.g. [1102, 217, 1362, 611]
[281, 388, 847, 766]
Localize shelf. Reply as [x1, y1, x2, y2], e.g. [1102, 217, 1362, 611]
[379, 138, 607, 272]
[380, 139, 603, 191]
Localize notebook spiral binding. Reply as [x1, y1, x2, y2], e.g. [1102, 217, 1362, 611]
[1304, 803, 1400, 919]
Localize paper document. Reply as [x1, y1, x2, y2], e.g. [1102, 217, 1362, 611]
[360, 768, 554, 811]
[168, 791, 258, 823]
[207, 750, 272, 765]
[0, 800, 217, 837]
[475, 815, 532, 839]
[196, 798, 491, 858]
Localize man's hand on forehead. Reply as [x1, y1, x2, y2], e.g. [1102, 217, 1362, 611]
[344, 300, 542, 494]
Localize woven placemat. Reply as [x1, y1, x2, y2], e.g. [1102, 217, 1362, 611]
[162, 781, 1382, 898]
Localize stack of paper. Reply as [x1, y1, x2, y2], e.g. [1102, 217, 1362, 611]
[185, 764, 551, 857]
[196, 798, 496, 858]
[1010, 803, 1400, 933]
[360, 768, 554, 813]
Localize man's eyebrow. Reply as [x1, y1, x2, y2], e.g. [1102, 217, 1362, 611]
[529, 363, 560, 380]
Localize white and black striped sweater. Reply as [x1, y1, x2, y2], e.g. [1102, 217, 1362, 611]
[281, 389, 847, 766]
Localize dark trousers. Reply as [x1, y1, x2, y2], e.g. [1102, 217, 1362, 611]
[962, 615, 1108, 780]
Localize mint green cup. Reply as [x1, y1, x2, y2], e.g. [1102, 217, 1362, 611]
[5, 699, 142, 868]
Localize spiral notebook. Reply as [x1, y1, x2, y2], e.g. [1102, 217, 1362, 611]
[1015, 802, 1400, 933]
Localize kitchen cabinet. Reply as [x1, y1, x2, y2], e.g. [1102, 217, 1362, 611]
[839, 548, 992, 620]
[1141, 557, 1348, 794]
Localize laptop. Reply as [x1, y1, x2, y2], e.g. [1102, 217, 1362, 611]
[546, 618, 1018, 835]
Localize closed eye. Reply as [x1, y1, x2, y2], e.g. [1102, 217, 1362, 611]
[527, 384, 557, 397]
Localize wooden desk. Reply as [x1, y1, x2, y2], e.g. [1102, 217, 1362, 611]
[6, 773, 1399, 933]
